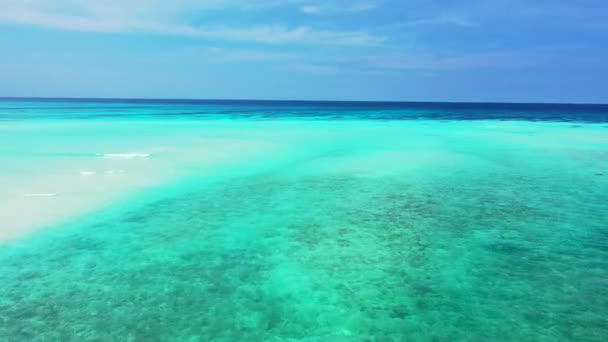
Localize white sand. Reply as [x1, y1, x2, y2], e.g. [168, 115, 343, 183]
[0, 121, 280, 241]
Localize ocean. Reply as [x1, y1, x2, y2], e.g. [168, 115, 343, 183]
[1, 98, 607, 340]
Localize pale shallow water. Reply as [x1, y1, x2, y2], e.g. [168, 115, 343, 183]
[0, 100, 607, 340]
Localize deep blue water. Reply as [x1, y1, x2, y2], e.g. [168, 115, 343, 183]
[1, 97, 608, 122]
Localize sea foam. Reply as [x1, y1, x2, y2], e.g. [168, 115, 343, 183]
[23, 193, 57, 197]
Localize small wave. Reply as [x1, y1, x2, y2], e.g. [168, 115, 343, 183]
[99, 153, 151, 158]
[79, 171, 97, 176]
[24, 193, 57, 197]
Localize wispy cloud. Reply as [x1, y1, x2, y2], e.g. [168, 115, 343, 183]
[405, 14, 479, 28]
[0, 0, 384, 45]
[363, 51, 543, 71]
[161, 25, 384, 45]
[202, 47, 295, 62]
[298, 2, 377, 14]
[299, 6, 323, 14]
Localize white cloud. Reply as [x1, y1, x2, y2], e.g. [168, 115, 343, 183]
[298, 1, 377, 14]
[299, 5, 322, 14]
[405, 14, 478, 28]
[0, 0, 384, 45]
[157, 25, 384, 45]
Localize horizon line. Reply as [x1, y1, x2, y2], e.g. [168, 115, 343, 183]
[0, 96, 607, 106]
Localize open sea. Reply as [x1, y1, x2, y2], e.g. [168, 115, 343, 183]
[0, 98, 607, 341]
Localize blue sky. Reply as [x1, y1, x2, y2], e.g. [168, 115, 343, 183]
[0, 0, 606, 103]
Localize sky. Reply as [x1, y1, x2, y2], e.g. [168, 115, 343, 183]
[0, 0, 607, 103]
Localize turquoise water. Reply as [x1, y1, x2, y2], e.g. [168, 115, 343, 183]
[1, 100, 607, 340]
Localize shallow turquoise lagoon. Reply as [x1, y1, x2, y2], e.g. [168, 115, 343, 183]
[0, 100, 607, 340]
